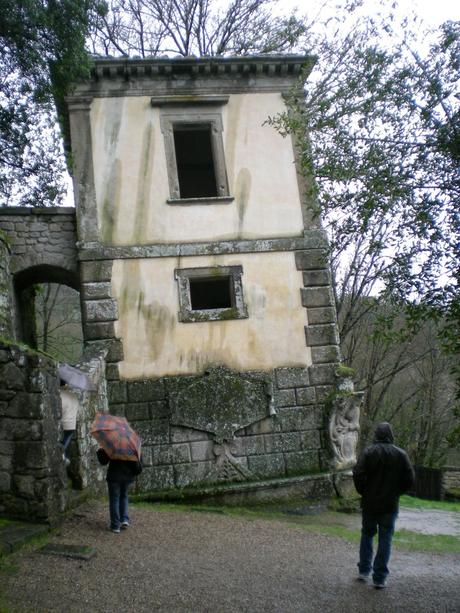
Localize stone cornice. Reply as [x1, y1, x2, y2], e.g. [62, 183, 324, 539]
[77, 231, 328, 261]
[90, 54, 315, 80]
[65, 55, 315, 102]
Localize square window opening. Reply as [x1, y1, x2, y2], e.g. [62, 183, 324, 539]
[173, 124, 218, 198]
[189, 276, 232, 310]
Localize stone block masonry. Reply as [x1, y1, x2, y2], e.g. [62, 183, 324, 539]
[296, 248, 342, 368]
[0, 343, 67, 522]
[107, 364, 336, 493]
[0, 341, 108, 523]
[0, 208, 78, 278]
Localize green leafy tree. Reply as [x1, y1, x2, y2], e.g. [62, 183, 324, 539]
[0, 0, 105, 206]
[266, 3, 459, 453]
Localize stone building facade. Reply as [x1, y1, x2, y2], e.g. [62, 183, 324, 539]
[0, 56, 361, 520]
[64, 55, 354, 494]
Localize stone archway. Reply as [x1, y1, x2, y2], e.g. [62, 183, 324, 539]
[13, 264, 81, 349]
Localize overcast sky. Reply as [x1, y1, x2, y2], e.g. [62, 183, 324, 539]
[280, 0, 460, 26]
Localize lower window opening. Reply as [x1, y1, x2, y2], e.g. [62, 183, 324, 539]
[190, 276, 232, 310]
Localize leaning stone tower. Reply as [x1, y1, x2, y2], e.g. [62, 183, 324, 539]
[64, 55, 353, 498]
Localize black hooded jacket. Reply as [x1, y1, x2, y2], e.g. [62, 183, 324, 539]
[352, 422, 415, 514]
[97, 448, 142, 483]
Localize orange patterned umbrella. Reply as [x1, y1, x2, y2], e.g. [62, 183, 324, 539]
[90, 413, 141, 461]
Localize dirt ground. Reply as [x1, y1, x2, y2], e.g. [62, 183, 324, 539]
[1, 500, 459, 613]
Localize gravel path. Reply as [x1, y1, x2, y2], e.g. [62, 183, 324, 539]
[1, 500, 459, 613]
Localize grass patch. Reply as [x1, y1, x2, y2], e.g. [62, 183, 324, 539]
[0, 559, 20, 613]
[394, 529, 459, 554]
[0, 519, 17, 528]
[401, 495, 460, 512]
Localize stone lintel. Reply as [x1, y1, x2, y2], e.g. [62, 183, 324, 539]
[0, 207, 76, 217]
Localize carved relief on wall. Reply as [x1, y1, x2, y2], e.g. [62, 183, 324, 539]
[169, 366, 274, 481]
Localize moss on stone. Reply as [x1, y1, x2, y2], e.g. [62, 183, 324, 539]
[0, 335, 56, 361]
[0, 229, 11, 249]
[336, 365, 355, 378]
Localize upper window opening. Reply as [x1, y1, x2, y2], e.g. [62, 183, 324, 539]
[190, 276, 232, 310]
[173, 124, 217, 198]
[160, 109, 232, 204]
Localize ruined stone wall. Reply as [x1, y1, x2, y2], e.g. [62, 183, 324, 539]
[0, 342, 107, 523]
[67, 348, 109, 492]
[0, 343, 67, 522]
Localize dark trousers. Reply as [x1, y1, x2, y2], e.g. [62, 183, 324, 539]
[61, 430, 74, 456]
[107, 480, 131, 530]
[358, 511, 398, 584]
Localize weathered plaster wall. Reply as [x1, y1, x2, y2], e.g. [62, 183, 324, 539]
[90, 93, 304, 245]
[111, 251, 309, 378]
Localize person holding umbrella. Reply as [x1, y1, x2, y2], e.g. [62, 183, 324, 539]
[58, 363, 95, 464]
[91, 413, 142, 534]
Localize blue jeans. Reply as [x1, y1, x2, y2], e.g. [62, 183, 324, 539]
[107, 480, 131, 530]
[358, 511, 398, 584]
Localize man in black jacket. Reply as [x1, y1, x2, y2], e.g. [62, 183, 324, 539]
[352, 422, 415, 589]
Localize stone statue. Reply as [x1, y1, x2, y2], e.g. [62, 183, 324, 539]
[329, 392, 363, 469]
